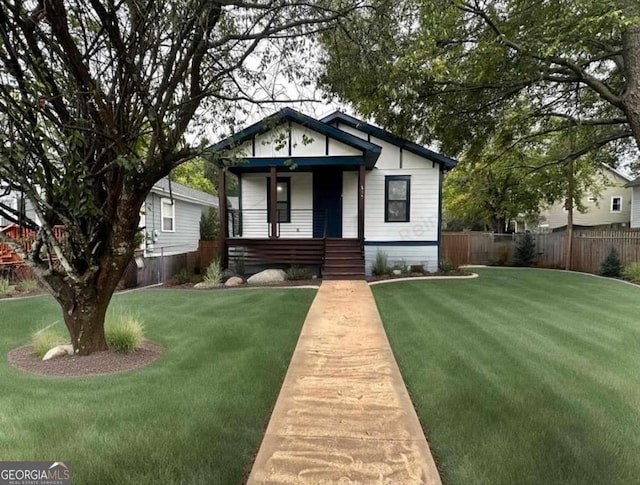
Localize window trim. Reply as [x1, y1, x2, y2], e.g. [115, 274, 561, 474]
[160, 197, 176, 232]
[385, 175, 411, 223]
[610, 196, 622, 213]
[266, 177, 291, 223]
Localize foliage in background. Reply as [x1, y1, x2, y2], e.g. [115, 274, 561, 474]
[372, 250, 390, 276]
[513, 233, 537, 267]
[204, 259, 223, 288]
[622, 262, 640, 284]
[0, 278, 11, 296]
[105, 313, 145, 354]
[600, 247, 623, 277]
[172, 159, 216, 195]
[199, 207, 219, 241]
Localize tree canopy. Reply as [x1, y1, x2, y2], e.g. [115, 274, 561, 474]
[320, 0, 640, 161]
[0, 0, 363, 354]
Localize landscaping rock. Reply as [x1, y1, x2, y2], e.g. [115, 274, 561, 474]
[221, 269, 236, 282]
[194, 282, 209, 289]
[224, 276, 244, 287]
[42, 344, 74, 361]
[247, 269, 286, 284]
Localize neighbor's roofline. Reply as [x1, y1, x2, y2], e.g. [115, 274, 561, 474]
[321, 111, 457, 169]
[150, 180, 217, 207]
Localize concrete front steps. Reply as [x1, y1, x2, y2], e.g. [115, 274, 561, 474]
[322, 238, 365, 280]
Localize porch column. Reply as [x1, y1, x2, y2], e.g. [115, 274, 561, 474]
[358, 164, 365, 243]
[269, 166, 278, 238]
[218, 165, 228, 268]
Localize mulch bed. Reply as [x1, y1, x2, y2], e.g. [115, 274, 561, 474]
[8, 341, 164, 378]
[163, 279, 321, 290]
[366, 270, 472, 282]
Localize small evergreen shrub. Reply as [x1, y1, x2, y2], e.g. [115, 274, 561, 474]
[106, 313, 145, 353]
[513, 233, 536, 267]
[173, 268, 198, 285]
[199, 208, 219, 241]
[600, 247, 622, 277]
[489, 246, 511, 266]
[203, 258, 223, 287]
[372, 250, 390, 276]
[16, 278, 39, 292]
[439, 258, 458, 273]
[286, 265, 312, 280]
[32, 328, 67, 358]
[0, 278, 11, 296]
[622, 262, 640, 284]
[410, 264, 425, 274]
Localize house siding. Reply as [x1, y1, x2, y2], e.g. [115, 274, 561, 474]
[239, 172, 313, 238]
[342, 171, 358, 238]
[539, 167, 632, 230]
[145, 193, 208, 256]
[364, 244, 438, 275]
[631, 187, 640, 228]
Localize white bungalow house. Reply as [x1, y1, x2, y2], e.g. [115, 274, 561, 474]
[209, 108, 456, 278]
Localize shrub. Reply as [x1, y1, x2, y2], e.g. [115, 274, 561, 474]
[32, 327, 67, 358]
[173, 268, 198, 285]
[16, 278, 39, 292]
[439, 258, 458, 273]
[600, 247, 622, 277]
[622, 262, 640, 284]
[0, 278, 11, 296]
[410, 264, 425, 274]
[199, 207, 219, 241]
[203, 258, 223, 287]
[286, 265, 312, 280]
[489, 245, 511, 266]
[513, 233, 536, 267]
[106, 313, 145, 353]
[372, 250, 390, 276]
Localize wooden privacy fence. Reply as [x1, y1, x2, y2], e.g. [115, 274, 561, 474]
[442, 231, 640, 274]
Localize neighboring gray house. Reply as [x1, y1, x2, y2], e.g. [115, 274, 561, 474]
[141, 178, 218, 257]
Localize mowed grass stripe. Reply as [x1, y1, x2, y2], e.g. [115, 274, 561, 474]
[373, 268, 640, 485]
[0, 288, 316, 485]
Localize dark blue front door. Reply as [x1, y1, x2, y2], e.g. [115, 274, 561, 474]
[313, 168, 342, 238]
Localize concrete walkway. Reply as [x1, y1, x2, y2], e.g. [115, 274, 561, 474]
[247, 280, 442, 484]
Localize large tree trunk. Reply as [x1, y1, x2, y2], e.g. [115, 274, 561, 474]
[623, 21, 640, 149]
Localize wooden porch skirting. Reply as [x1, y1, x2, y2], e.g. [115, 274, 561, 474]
[226, 238, 325, 265]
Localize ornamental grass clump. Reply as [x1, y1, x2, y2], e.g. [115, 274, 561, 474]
[204, 258, 223, 287]
[16, 278, 39, 292]
[31, 327, 67, 358]
[0, 278, 11, 296]
[372, 250, 390, 276]
[106, 313, 145, 353]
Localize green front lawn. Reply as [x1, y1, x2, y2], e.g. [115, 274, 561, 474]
[0, 288, 316, 485]
[372, 268, 640, 485]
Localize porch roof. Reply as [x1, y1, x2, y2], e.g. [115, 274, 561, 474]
[321, 111, 458, 170]
[206, 107, 382, 171]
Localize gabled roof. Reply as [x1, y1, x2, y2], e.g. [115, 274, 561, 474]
[321, 111, 458, 169]
[208, 107, 382, 169]
[152, 177, 217, 207]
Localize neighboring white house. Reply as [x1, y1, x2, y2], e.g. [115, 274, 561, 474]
[142, 177, 218, 257]
[209, 107, 456, 277]
[532, 165, 633, 231]
[627, 175, 640, 229]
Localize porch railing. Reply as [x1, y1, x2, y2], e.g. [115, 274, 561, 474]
[228, 209, 331, 239]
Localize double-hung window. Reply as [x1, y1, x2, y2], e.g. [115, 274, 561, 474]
[385, 175, 411, 222]
[161, 198, 175, 232]
[266, 177, 291, 223]
[611, 196, 622, 213]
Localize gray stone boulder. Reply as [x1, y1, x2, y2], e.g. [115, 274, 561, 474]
[224, 276, 245, 287]
[247, 269, 286, 284]
[42, 344, 74, 361]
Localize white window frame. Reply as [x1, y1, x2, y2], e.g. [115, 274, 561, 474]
[161, 198, 175, 232]
[610, 196, 622, 213]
